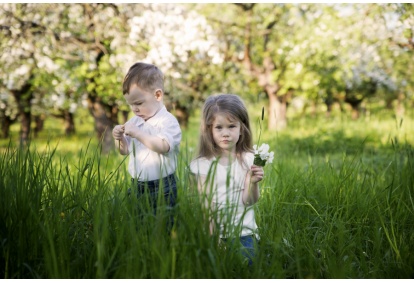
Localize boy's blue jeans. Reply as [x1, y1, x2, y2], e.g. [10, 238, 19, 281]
[128, 174, 177, 229]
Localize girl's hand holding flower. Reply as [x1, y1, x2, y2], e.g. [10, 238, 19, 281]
[249, 165, 264, 183]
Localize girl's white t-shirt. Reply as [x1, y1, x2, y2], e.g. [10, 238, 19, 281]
[190, 152, 258, 238]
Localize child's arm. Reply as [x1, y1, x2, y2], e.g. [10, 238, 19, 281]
[242, 165, 264, 205]
[124, 123, 170, 154]
[112, 125, 129, 155]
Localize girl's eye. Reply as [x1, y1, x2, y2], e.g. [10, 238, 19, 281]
[215, 126, 222, 129]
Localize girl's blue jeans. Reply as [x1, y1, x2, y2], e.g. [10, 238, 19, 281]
[222, 234, 258, 266]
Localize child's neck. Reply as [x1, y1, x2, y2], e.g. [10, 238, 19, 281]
[145, 103, 163, 121]
[216, 152, 237, 166]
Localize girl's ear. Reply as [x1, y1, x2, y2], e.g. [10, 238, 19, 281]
[154, 89, 163, 101]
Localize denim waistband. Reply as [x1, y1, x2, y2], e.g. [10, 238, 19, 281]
[132, 174, 176, 190]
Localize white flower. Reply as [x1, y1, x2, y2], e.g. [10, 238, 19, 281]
[253, 143, 274, 166]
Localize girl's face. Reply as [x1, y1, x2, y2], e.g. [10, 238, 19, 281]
[125, 84, 162, 121]
[211, 113, 241, 155]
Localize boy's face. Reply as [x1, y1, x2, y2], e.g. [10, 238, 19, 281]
[125, 84, 162, 121]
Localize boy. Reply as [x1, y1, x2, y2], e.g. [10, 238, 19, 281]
[112, 62, 182, 215]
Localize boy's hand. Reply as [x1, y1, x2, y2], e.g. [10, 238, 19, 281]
[112, 124, 125, 140]
[124, 123, 138, 138]
[250, 165, 264, 184]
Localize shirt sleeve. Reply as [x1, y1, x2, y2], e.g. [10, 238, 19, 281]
[245, 152, 255, 167]
[190, 158, 211, 176]
[156, 115, 182, 153]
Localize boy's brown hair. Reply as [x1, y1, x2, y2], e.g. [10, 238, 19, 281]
[122, 62, 164, 95]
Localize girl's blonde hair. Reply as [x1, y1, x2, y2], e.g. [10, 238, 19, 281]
[197, 94, 253, 160]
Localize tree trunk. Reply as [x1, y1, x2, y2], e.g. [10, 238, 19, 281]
[345, 89, 364, 120]
[173, 106, 189, 129]
[350, 104, 360, 120]
[10, 80, 33, 146]
[325, 91, 334, 118]
[170, 101, 189, 129]
[385, 98, 394, 109]
[238, 4, 288, 132]
[326, 102, 333, 118]
[18, 106, 31, 145]
[33, 114, 45, 138]
[121, 110, 129, 124]
[84, 48, 118, 153]
[267, 87, 287, 130]
[87, 96, 116, 153]
[64, 110, 76, 135]
[1, 115, 13, 139]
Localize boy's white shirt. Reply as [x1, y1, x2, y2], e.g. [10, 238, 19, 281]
[190, 152, 258, 238]
[125, 106, 181, 181]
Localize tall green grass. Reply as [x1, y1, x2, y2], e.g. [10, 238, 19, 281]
[0, 110, 413, 278]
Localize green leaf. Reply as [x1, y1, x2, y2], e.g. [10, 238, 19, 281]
[254, 155, 266, 166]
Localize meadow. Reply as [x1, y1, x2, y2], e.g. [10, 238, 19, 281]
[1, 105, 413, 279]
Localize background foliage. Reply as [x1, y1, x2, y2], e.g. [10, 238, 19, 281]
[0, 3, 413, 279]
[1, 3, 413, 151]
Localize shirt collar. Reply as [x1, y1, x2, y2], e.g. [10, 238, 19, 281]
[145, 105, 167, 125]
[132, 105, 166, 127]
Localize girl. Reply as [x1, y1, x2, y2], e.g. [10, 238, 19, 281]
[190, 94, 264, 265]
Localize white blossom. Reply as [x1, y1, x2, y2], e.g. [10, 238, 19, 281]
[128, 3, 223, 73]
[253, 143, 274, 166]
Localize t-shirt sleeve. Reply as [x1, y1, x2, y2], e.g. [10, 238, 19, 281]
[190, 158, 211, 176]
[245, 152, 255, 167]
[156, 116, 182, 153]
